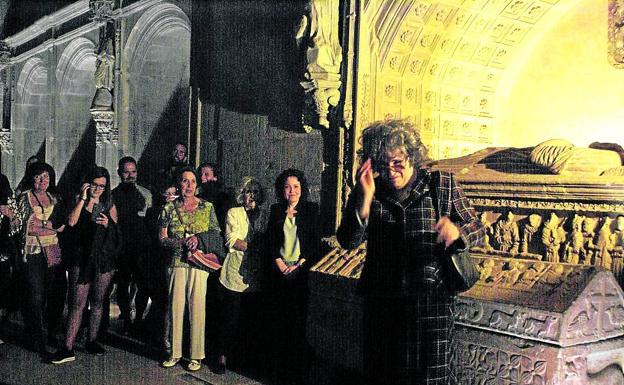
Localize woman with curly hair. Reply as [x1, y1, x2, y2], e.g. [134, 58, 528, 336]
[266, 168, 320, 382]
[337, 119, 484, 385]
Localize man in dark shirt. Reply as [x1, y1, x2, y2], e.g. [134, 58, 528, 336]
[111, 156, 152, 332]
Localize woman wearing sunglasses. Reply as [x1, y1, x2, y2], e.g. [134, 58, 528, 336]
[51, 166, 120, 364]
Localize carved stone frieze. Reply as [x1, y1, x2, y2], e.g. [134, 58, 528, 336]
[473, 209, 624, 279]
[91, 110, 116, 147]
[299, 0, 342, 131]
[0, 128, 13, 154]
[459, 259, 624, 347]
[471, 198, 624, 214]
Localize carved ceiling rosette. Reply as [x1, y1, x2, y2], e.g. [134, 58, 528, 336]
[0, 128, 13, 154]
[89, 0, 115, 23]
[91, 110, 116, 147]
[299, 0, 342, 131]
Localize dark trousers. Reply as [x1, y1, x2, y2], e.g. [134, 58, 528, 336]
[23, 253, 67, 352]
[115, 252, 148, 323]
[217, 285, 243, 359]
[363, 294, 453, 385]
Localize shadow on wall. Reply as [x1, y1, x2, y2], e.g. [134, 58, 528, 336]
[194, 0, 306, 130]
[56, 120, 96, 201]
[136, 85, 189, 192]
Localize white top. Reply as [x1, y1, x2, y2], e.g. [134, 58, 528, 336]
[220, 206, 259, 292]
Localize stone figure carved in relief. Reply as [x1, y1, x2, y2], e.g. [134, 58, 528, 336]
[565, 214, 585, 265]
[479, 212, 493, 251]
[91, 38, 114, 111]
[596, 217, 614, 269]
[522, 213, 542, 255]
[494, 211, 520, 254]
[542, 213, 567, 263]
[564, 355, 624, 385]
[524, 315, 559, 340]
[518, 261, 547, 287]
[610, 216, 624, 281]
[529, 139, 622, 176]
[492, 259, 526, 286]
[581, 217, 597, 265]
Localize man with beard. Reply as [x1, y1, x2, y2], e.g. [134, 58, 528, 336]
[160, 143, 188, 187]
[111, 156, 152, 333]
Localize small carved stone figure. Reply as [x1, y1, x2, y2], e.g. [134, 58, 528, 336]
[479, 212, 493, 251]
[91, 38, 114, 111]
[610, 216, 624, 282]
[542, 213, 566, 263]
[522, 213, 542, 255]
[580, 217, 597, 265]
[565, 214, 585, 265]
[518, 261, 547, 286]
[495, 211, 520, 254]
[596, 217, 614, 269]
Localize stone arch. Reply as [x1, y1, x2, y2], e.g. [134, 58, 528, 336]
[356, 0, 585, 160]
[122, 2, 191, 189]
[13, 56, 49, 184]
[56, 37, 97, 104]
[53, 37, 98, 181]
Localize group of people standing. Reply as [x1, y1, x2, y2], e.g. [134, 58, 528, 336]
[0, 118, 485, 385]
[0, 142, 321, 383]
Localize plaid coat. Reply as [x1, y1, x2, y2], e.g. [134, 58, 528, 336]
[338, 169, 484, 384]
[337, 168, 484, 297]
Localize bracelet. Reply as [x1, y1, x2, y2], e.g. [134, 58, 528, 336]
[42, 220, 48, 228]
[81, 197, 87, 202]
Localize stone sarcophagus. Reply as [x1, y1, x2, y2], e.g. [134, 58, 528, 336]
[452, 256, 624, 384]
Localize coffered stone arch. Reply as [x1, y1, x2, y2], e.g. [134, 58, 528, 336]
[356, 0, 583, 160]
[53, 37, 97, 178]
[121, 2, 191, 188]
[13, 56, 49, 183]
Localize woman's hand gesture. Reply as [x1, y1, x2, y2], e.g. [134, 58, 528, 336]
[356, 158, 375, 221]
[80, 183, 90, 201]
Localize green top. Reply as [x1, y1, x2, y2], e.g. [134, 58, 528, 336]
[280, 216, 301, 265]
[159, 199, 220, 268]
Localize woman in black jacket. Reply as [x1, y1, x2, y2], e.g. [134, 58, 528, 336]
[266, 168, 319, 383]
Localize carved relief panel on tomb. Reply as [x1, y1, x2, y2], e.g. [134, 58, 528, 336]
[473, 210, 624, 282]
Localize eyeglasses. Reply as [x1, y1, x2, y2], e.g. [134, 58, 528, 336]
[91, 183, 106, 190]
[376, 158, 407, 173]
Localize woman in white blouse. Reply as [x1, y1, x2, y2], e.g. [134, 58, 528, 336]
[215, 177, 267, 374]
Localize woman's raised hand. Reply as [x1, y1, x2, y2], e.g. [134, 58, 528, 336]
[185, 234, 199, 251]
[80, 183, 90, 200]
[357, 158, 375, 221]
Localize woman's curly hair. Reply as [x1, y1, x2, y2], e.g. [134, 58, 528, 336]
[358, 119, 430, 170]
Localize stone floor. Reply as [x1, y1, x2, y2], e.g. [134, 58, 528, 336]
[0, 317, 265, 385]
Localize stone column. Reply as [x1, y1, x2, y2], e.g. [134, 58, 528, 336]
[0, 41, 14, 182]
[90, 0, 118, 179]
[299, 0, 342, 131]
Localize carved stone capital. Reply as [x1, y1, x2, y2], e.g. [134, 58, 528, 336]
[300, 0, 342, 130]
[90, 110, 116, 147]
[89, 0, 115, 23]
[0, 128, 13, 154]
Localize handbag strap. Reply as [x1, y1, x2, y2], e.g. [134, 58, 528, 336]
[429, 171, 451, 220]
